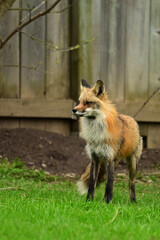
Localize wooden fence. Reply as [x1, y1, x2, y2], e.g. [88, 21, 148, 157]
[0, 0, 160, 148]
[0, 0, 73, 135]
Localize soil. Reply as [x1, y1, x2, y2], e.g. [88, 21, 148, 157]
[0, 128, 160, 176]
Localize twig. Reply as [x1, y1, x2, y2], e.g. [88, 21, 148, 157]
[21, 0, 46, 22]
[0, 0, 62, 49]
[21, 0, 79, 20]
[21, 30, 95, 52]
[24, 0, 33, 20]
[8, 8, 31, 12]
[0, 187, 27, 191]
[133, 82, 160, 118]
[21, 31, 57, 50]
[53, 0, 79, 13]
[106, 207, 119, 225]
[2, 63, 56, 76]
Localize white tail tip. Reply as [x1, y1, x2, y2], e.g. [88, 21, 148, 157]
[77, 180, 88, 195]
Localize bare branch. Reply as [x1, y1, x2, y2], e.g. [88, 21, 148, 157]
[0, 0, 62, 49]
[134, 80, 160, 118]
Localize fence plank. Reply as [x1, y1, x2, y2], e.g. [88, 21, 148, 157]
[148, 123, 160, 148]
[45, 0, 70, 135]
[101, 0, 126, 101]
[70, 0, 80, 101]
[0, 118, 19, 129]
[46, 0, 70, 99]
[19, 119, 70, 135]
[0, 99, 74, 118]
[90, 0, 102, 83]
[100, 0, 109, 91]
[0, 1, 20, 128]
[45, 119, 70, 136]
[149, 0, 160, 103]
[0, 99, 159, 122]
[20, 0, 46, 99]
[116, 102, 160, 122]
[125, 0, 150, 101]
[0, 1, 19, 98]
[20, 118, 45, 130]
[78, 0, 92, 85]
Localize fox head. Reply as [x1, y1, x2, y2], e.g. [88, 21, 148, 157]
[72, 79, 107, 118]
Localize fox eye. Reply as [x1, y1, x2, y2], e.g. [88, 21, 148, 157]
[84, 101, 93, 105]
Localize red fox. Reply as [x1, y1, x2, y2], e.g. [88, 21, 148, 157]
[72, 79, 143, 203]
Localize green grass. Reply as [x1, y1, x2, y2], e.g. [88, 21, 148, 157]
[0, 159, 160, 240]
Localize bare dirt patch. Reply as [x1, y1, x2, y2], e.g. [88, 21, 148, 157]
[0, 128, 159, 176]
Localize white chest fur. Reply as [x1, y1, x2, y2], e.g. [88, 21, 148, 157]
[80, 111, 109, 143]
[80, 112, 114, 161]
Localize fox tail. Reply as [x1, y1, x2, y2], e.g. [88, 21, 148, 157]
[77, 162, 106, 195]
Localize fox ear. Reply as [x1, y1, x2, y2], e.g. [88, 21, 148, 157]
[92, 80, 105, 97]
[81, 79, 91, 88]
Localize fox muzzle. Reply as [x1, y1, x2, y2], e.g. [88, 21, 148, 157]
[72, 109, 87, 117]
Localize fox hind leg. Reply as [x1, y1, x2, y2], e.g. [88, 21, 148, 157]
[127, 138, 142, 202]
[127, 154, 138, 202]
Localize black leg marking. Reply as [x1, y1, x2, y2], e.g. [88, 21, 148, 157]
[130, 183, 136, 202]
[86, 153, 100, 202]
[104, 161, 114, 204]
[86, 161, 94, 201]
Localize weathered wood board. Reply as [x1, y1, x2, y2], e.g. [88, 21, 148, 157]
[46, 0, 70, 99]
[20, 0, 46, 99]
[0, 99, 74, 118]
[101, 0, 126, 101]
[78, 0, 92, 85]
[70, 0, 80, 101]
[0, 0, 19, 98]
[0, 1, 20, 128]
[149, 0, 160, 103]
[148, 124, 160, 148]
[116, 102, 160, 122]
[90, 0, 102, 83]
[0, 118, 19, 129]
[125, 0, 150, 101]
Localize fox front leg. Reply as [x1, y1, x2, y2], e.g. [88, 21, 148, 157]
[86, 153, 100, 201]
[104, 161, 114, 204]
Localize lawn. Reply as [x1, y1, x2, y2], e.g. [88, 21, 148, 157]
[0, 159, 160, 240]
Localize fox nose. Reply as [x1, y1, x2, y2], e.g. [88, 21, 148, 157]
[72, 109, 77, 114]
